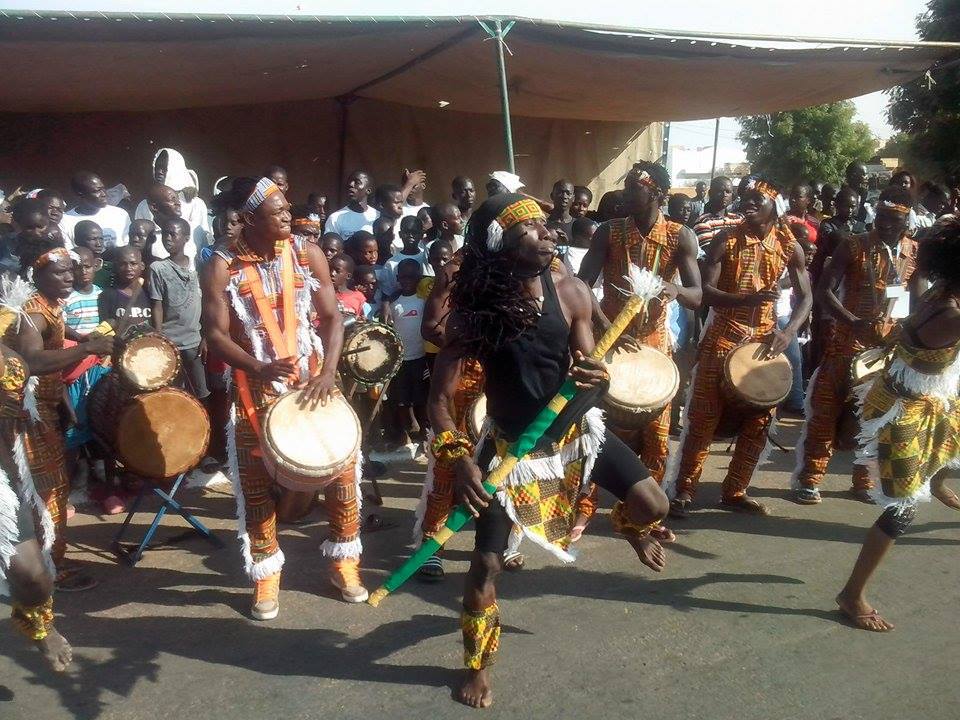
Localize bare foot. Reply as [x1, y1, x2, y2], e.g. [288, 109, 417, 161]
[650, 524, 676, 543]
[457, 668, 493, 708]
[569, 512, 590, 542]
[931, 482, 960, 511]
[628, 535, 666, 572]
[836, 593, 894, 632]
[36, 626, 73, 672]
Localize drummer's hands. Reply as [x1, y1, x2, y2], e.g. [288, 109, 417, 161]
[298, 370, 338, 409]
[85, 334, 115, 357]
[660, 281, 680, 303]
[198, 339, 208, 364]
[256, 357, 298, 383]
[454, 456, 489, 517]
[766, 328, 793, 358]
[570, 351, 610, 390]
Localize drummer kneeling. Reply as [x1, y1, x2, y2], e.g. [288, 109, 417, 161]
[202, 177, 363, 618]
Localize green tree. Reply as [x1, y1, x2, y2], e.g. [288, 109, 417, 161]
[887, 0, 960, 181]
[737, 102, 876, 186]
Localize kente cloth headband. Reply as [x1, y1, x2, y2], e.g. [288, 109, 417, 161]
[291, 218, 320, 230]
[745, 177, 787, 217]
[33, 247, 77, 270]
[878, 200, 911, 215]
[243, 177, 282, 212]
[628, 169, 659, 191]
[486, 198, 544, 251]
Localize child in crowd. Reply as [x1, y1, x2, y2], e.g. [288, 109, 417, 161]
[330, 254, 366, 319]
[431, 203, 464, 253]
[381, 216, 428, 298]
[290, 204, 322, 244]
[74, 220, 113, 288]
[375, 184, 405, 253]
[128, 218, 157, 266]
[388, 259, 428, 448]
[346, 231, 380, 268]
[63, 247, 103, 341]
[416, 239, 454, 372]
[667, 193, 692, 226]
[97, 246, 150, 327]
[570, 186, 593, 219]
[353, 265, 380, 320]
[320, 232, 343, 262]
[564, 216, 599, 276]
[372, 216, 396, 265]
[149, 217, 209, 402]
[306, 192, 328, 226]
[417, 206, 436, 244]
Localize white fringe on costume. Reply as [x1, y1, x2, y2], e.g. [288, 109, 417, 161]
[0, 467, 20, 595]
[789, 365, 822, 490]
[493, 407, 606, 563]
[319, 448, 364, 559]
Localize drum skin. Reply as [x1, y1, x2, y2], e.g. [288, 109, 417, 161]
[340, 322, 403, 386]
[602, 345, 679, 430]
[849, 347, 889, 387]
[722, 342, 792, 410]
[261, 390, 361, 492]
[467, 394, 488, 444]
[115, 331, 181, 393]
[87, 374, 210, 479]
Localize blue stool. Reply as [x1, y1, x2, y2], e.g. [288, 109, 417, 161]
[112, 473, 223, 565]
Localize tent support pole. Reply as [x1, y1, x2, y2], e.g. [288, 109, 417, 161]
[488, 20, 517, 173]
[709, 117, 720, 183]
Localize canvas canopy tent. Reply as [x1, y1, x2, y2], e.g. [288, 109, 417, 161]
[0, 11, 956, 201]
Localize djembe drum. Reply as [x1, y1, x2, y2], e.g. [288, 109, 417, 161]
[260, 389, 361, 492]
[114, 329, 181, 393]
[466, 394, 488, 445]
[836, 346, 892, 450]
[601, 345, 679, 430]
[340, 322, 404, 387]
[86, 373, 210, 479]
[715, 341, 792, 437]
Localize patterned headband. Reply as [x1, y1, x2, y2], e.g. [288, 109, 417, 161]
[486, 198, 544, 251]
[243, 177, 282, 213]
[291, 218, 320, 231]
[33, 247, 77, 270]
[878, 200, 911, 216]
[746, 178, 780, 201]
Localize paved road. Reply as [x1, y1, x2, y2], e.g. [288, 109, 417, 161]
[2, 419, 959, 720]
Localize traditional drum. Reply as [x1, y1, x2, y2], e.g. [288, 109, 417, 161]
[467, 394, 488, 445]
[260, 389, 361, 492]
[722, 341, 793, 411]
[340, 322, 403, 386]
[114, 329, 181, 393]
[87, 373, 210, 479]
[601, 345, 679, 430]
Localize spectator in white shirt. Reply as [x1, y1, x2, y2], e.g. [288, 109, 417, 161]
[381, 216, 429, 299]
[60, 171, 131, 249]
[400, 169, 429, 218]
[143, 183, 198, 261]
[325, 170, 379, 240]
[375, 184, 405, 253]
[135, 148, 212, 255]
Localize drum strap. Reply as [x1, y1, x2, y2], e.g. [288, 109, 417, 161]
[239, 240, 298, 364]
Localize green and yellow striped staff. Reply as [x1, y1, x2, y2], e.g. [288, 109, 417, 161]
[368, 268, 660, 607]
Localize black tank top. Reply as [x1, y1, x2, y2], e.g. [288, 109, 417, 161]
[482, 268, 570, 439]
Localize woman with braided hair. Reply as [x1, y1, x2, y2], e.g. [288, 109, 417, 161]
[836, 216, 960, 632]
[428, 193, 669, 708]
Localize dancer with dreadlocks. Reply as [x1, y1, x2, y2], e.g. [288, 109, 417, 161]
[429, 194, 669, 708]
[836, 216, 960, 631]
[665, 178, 812, 517]
[3, 237, 114, 591]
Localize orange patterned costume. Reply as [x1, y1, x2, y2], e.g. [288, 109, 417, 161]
[668, 223, 796, 501]
[600, 214, 683, 482]
[13, 295, 70, 567]
[792, 234, 916, 491]
[217, 235, 360, 583]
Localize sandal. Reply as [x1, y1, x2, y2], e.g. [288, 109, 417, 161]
[503, 552, 525, 571]
[668, 498, 691, 519]
[417, 555, 445, 581]
[793, 487, 822, 505]
[55, 568, 99, 593]
[836, 595, 894, 632]
[719, 496, 769, 515]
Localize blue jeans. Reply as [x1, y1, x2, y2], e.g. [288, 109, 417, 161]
[778, 315, 804, 409]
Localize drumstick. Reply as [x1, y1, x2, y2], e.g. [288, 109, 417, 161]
[368, 273, 661, 607]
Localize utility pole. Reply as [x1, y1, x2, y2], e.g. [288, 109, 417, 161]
[709, 117, 721, 183]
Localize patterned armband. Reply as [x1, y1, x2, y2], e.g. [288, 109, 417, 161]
[12, 598, 54, 641]
[431, 430, 474, 464]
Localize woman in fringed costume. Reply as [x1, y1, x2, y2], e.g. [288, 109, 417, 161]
[0, 338, 73, 672]
[837, 216, 960, 632]
[201, 178, 359, 620]
[429, 194, 669, 708]
[3, 241, 114, 592]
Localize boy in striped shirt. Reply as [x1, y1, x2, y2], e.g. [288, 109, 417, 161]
[64, 246, 102, 340]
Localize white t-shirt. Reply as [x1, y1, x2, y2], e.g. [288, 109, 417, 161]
[423, 234, 463, 254]
[61, 205, 131, 249]
[402, 202, 429, 219]
[134, 197, 211, 261]
[391, 293, 426, 361]
[325, 205, 379, 240]
[381, 251, 429, 299]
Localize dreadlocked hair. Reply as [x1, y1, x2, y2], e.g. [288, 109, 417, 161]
[17, 234, 61, 278]
[448, 239, 541, 361]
